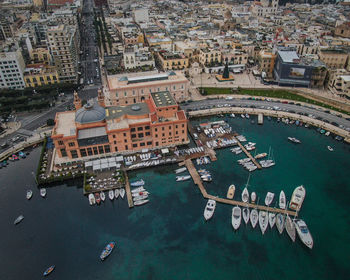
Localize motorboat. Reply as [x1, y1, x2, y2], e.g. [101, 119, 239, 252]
[268, 212, 276, 228]
[254, 153, 267, 159]
[115, 188, 120, 199]
[250, 192, 256, 203]
[294, 219, 313, 249]
[131, 187, 145, 193]
[241, 187, 249, 203]
[26, 190, 33, 200]
[40, 188, 46, 198]
[108, 190, 114, 200]
[242, 207, 250, 225]
[259, 211, 269, 235]
[203, 199, 216, 221]
[279, 191, 286, 209]
[43, 265, 55, 276]
[327, 145, 334, 152]
[119, 188, 125, 199]
[241, 114, 245, 118]
[201, 174, 212, 182]
[276, 214, 285, 234]
[134, 199, 149, 206]
[227, 185, 235, 199]
[175, 167, 187, 174]
[231, 206, 241, 230]
[95, 193, 101, 204]
[14, 215, 24, 225]
[132, 191, 149, 197]
[285, 215, 296, 242]
[133, 194, 149, 201]
[264, 192, 274, 206]
[250, 209, 258, 228]
[100, 242, 116, 261]
[130, 179, 145, 187]
[288, 137, 301, 144]
[88, 193, 95, 205]
[289, 185, 306, 211]
[176, 175, 191, 182]
[100, 192, 106, 202]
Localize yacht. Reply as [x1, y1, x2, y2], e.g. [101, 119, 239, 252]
[279, 191, 286, 209]
[288, 137, 301, 144]
[241, 114, 245, 118]
[40, 188, 46, 198]
[175, 167, 187, 174]
[100, 191, 106, 202]
[176, 175, 191, 182]
[327, 145, 334, 152]
[114, 188, 120, 199]
[203, 199, 216, 221]
[134, 199, 149, 206]
[119, 188, 125, 199]
[250, 192, 256, 203]
[131, 187, 145, 193]
[88, 193, 95, 205]
[227, 185, 235, 199]
[259, 211, 269, 235]
[241, 187, 249, 203]
[265, 192, 275, 206]
[108, 190, 114, 200]
[285, 215, 296, 242]
[254, 153, 267, 159]
[250, 209, 258, 228]
[231, 206, 242, 230]
[242, 207, 250, 225]
[268, 212, 276, 228]
[26, 190, 33, 200]
[294, 219, 313, 249]
[14, 215, 24, 225]
[130, 179, 145, 187]
[276, 214, 285, 234]
[289, 185, 306, 211]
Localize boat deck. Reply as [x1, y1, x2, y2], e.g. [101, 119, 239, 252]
[233, 136, 262, 169]
[183, 159, 297, 216]
[123, 171, 134, 208]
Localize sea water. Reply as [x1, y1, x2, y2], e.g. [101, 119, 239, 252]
[0, 115, 349, 280]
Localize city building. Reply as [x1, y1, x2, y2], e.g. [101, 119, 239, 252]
[105, 71, 189, 106]
[123, 46, 154, 70]
[30, 48, 51, 64]
[334, 22, 350, 38]
[318, 48, 348, 70]
[52, 90, 188, 159]
[133, 8, 149, 23]
[23, 64, 60, 88]
[156, 50, 189, 71]
[258, 50, 276, 79]
[199, 48, 222, 66]
[0, 48, 26, 89]
[328, 69, 350, 98]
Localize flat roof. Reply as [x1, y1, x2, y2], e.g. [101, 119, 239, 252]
[151, 91, 176, 107]
[78, 127, 107, 139]
[340, 75, 350, 82]
[278, 51, 300, 63]
[105, 103, 150, 120]
[55, 111, 76, 137]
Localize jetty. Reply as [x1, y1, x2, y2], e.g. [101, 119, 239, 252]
[123, 171, 134, 208]
[183, 159, 297, 216]
[232, 136, 262, 169]
[258, 113, 263, 125]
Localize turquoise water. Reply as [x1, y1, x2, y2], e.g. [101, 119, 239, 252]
[1, 116, 349, 279]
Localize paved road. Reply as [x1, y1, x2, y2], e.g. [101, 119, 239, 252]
[180, 98, 350, 132]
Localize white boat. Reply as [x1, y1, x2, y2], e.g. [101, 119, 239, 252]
[119, 188, 125, 199]
[241, 187, 249, 203]
[88, 193, 96, 205]
[242, 207, 250, 224]
[133, 194, 149, 201]
[40, 188, 46, 198]
[26, 190, 33, 200]
[100, 191, 106, 202]
[134, 199, 149, 206]
[241, 114, 245, 118]
[268, 212, 276, 228]
[227, 185, 235, 199]
[294, 219, 313, 249]
[130, 179, 145, 187]
[14, 215, 24, 225]
[254, 153, 267, 159]
[285, 215, 296, 242]
[265, 192, 274, 206]
[203, 199, 216, 221]
[276, 214, 285, 234]
[132, 191, 149, 197]
[114, 188, 120, 199]
[131, 187, 145, 193]
[231, 206, 241, 230]
[250, 209, 258, 228]
[175, 167, 187, 174]
[279, 191, 286, 209]
[108, 190, 114, 200]
[250, 192, 256, 203]
[259, 211, 269, 234]
[289, 185, 306, 211]
[288, 137, 301, 144]
[176, 175, 191, 182]
[327, 145, 334, 152]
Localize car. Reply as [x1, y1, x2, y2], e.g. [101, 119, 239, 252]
[337, 114, 343, 118]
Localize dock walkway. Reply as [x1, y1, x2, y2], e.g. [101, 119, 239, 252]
[183, 159, 297, 216]
[123, 171, 134, 208]
[232, 136, 262, 169]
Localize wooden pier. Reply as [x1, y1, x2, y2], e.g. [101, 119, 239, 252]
[183, 159, 297, 216]
[123, 171, 134, 208]
[232, 136, 262, 169]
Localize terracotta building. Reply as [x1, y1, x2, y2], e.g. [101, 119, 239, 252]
[52, 90, 188, 159]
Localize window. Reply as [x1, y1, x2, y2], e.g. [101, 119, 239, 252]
[147, 141, 152, 145]
[131, 134, 136, 138]
[124, 139, 127, 143]
[169, 126, 171, 129]
[162, 127, 165, 131]
[132, 143, 137, 148]
[182, 130, 185, 133]
[104, 145, 110, 153]
[145, 126, 150, 130]
[70, 150, 78, 158]
[175, 125, 178, 128]
[131, 128, 136, 132]
[145, 131, 150, 136]
[137, 127, 143, 131]
[162, 133, 165, 137]
[140, 142, 145, 147]
[125, 145, 128, 150]
[93, 147, 98, 154]
[60, 148, 67, 157]
[138, 133, 144, 138]
[155, 141, 159, 146]
[124, 91, 127, 97]
[155, 128, 158, 132]
[87, 148, 93, 156]
[68, 142, 75, 147]
[98, 146, 104, 154]
[80, 149, 87, 157]
[123, 133, 126, 137]
[113, 135, 116, 138]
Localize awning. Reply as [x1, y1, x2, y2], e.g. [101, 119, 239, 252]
[161, 148, 169, 154]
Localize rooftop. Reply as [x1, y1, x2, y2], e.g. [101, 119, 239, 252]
[151, 91, 176, 107]
[278, 50, 300, 63]
[55, 111, 76, 137]
[105, 103, 150, 120]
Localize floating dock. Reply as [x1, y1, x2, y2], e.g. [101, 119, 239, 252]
[183, 159, 297, 216]
[123, 171, 134, 208]
[232, 136, 262, 169]
[258, 113, 263, 125]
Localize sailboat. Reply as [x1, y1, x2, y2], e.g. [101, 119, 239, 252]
[231, 206, 242, 230]
[268, 212, 276, 228]
[242, 207, 250, 224]
[285, 214, 296, 242]
[119, 188, 125, 199]
[259, 211, 269, 234]
[276, 213, 285, 234]
[279, 191, 286, 209]
[250, 209, 258, 228]
[242, 173, 251, 203]
[260, 146, 276, 168]
[265, 192, 275, 206]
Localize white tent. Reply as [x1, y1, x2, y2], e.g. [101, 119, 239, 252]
[108, 162, 117, 168]
[108, 157, 116, 163]
[101, 163, 109, 170]
[85, 161, 93, 168]
[101, 158, 108, 164]
[92, 159, 101, 165]
[92, 164, 101, 171]
[161, 148, 169, 154]
[115, 156, 124, 162]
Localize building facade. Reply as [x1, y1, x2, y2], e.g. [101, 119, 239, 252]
[199, 48, 222, 66]
[24, 64, 60, 88]
[258, 50, 276, 79]
[318, 49, 348, 70]
[0, 49, 26, 89]
[156, 50, 189, 71]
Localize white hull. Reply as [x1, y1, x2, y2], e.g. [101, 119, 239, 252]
[276, 214, 285, 234]
[242, 207, 250, 224]
[279, 191, 286, 209]
[134, 199, 149, 206]
[88, 193, 96, 205]
[100, 192, 106, 202]
[241, 187, 249, 203]
[295, 219, 313, 249]
[250, 209, 258, 228]
[268, 212, 276, 228]
[40, 188, 46, 198]
[131, 187, 145, 193]
[176, 175, 191, 182]
[250, 192, 256, 203]
[130, 179, 145, 187]
[114, 189, 120, 199]
[259, 211, 269, 235]
[265, 192, 274, 206]
[108, 190, 114, 200]
[289, 185, 306, 211]
[133, 194, 149, 201]
[204, 199, 216, 221]
[231, 206, 242, 230]
[285, 215, 296, 242]
[119, 188, 125, 199]
[227, 185, 235, 199]
[175, 167, 187, 174]
[26, 190, 33, 200]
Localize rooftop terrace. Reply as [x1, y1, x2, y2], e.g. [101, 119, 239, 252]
[151, 91, 177, 107]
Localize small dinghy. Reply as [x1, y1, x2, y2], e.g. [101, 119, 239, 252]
[43, 265, 55, 276]
[231, 206, 242, 230]
[100, 191, 105, 202]
[88, 193, 95, 205]
[242, 207, 250, 225]
[40, 188, 46, 198]
[279, 191, 286, 209]
[26, 190, 33, 200]
[114, 189, 120, 199]
[264, 192, 274, 206]
[14, 215, 24, 225]
[241, 187, 249, 203]
[108, 190, 114, 200]
[100, 242, 116, 261]
[276, 213, 285, 234]
[268, 212, 276, 228]
[250, 192, 256, 203]
[227, 185, 235, 199]
[203, 199, 216, 221]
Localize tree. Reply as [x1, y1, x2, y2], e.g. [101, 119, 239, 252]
[46, 119, 55, 126]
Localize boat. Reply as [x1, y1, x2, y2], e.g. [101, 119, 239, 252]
[259, 211, 269, 234]
[203, 199, 216, 221]
[285, 215, 296, 242]
[327, 145, 334, 152]
[176, 175, 191, 182]
[242, 207, 250, 224]
[132, 191, 149, 197]
[241, 114, 245, 118]
[14, 215, 24, 225]
[254, 153, 267, 159]
[95, 193, 101, 204]
[289, 185, 306, 211]
[175, 167, 187, 174]
[43, 265, 55, 276]
[100, 191, 105, 202]
[264, 192, 274, 206]
[288, 137, 301, 144]
[231, 206, 242, 230]
[88, 193, 95, 205]
[40, 188, 46, 198]
[250, 192, 256, 203]
[119, 188, 125, 199]
[18, 151, 26, 158]
[294, 219, 313, 249]
[130, 179, 145, 187]
[279, 191, 286, 209]
[133, 194, 149, 201]
[115, 188, 120, 199]
[26, 190, 33, 200]
[100, 242, 116, 261]
[108, 190, 114, 200]
[268, 212, 276, 228]
[134, 199, 149, 206]
[227, 185, 235, 199]
[241, 187, 249, 203]
[250, 209, 258, 228]
[276, 214, 285, 234]
[131, 187, 145, 193]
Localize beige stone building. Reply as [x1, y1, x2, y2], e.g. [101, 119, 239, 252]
[328, 69, 350, 98]
[318, 49, 348, 70]
[156, 51, 189, 71]
[199, 48, 222, 66]
[257, 50, 276, 79]
[334, 22, 350, 38]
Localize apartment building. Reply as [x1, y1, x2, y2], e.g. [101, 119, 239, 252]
[199, 48, 222, 66]
[328, 69, 350, 98]
[156, 50, 189, 71]
[318, 48, 348, 69]
[334, 22, 350, 38]
[24, 64, 60, 88]
[123, 47, 154, 70]
[258, 50, 276, 79]
[0, 48, 26, 89]
[30, 48, 51, 64]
